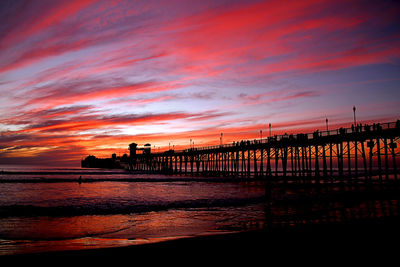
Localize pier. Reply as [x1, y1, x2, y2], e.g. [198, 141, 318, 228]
[127, 120, 400, 227]
[128, 121, 400, 183]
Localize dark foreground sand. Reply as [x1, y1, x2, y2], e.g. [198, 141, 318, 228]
[4, 217, 400, 264]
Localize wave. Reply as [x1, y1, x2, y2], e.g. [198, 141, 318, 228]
[0, 197, 266, 217]
[0, 177, 266, 183]
[0, 170, 127, 175]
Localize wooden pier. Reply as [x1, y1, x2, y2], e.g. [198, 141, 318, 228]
[128, 121, 400, 184]
[124, 121, 400, 228]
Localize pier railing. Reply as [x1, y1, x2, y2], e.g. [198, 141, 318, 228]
[155, 121, 397, 154]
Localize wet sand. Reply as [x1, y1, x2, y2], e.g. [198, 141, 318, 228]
[4, 217, 400, 263]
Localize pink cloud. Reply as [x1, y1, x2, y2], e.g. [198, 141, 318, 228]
[24, 80, 178, 108]
[1, 0, 95, 50]
[157, 0, 399, 81]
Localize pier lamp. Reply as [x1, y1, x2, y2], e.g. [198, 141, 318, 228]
[326, 117, 328, 132]
[269, 123, 272, 137]
[353, 106, 356, 125]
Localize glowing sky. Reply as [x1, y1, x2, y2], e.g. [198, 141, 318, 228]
[0, 0, 399, 166]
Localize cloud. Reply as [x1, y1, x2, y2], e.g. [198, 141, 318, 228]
[1, 0, 399, 165]
[23, 79, 162, 108]
[233, 89, 320, 109]
[0, 0, 160, 74]
[158, 0, 400, 81]
[0, 0, 99, 73]
[12, 110, 230, 134]
[0, 145, 87, 166]
[0, 0, 95, 48]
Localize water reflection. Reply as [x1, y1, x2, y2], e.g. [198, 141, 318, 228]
[0, 204, 266, 255]
[1, 166, 399, 256]
[265, 183, 400, 228]
[0, 181, 266, 210]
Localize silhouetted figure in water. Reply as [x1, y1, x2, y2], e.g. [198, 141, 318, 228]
[78, 176, 82, 184]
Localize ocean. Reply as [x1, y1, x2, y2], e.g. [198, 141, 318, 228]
[1, 165, 399, 256]
[0, 165, 267, 255]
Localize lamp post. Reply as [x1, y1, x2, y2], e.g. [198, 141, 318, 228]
[353, 106, 356, 125]
[269, 123, 271, 137]
[260, 130, 262, 140]
[326, 117, 329, 132]
[220, 133, 223, 146]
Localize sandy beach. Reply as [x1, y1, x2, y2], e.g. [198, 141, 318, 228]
[4, 217, 399, 264]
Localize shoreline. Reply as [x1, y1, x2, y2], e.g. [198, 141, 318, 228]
[4, 217, 400, 261]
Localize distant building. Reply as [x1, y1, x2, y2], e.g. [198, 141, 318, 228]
[81, 155, 121, 169]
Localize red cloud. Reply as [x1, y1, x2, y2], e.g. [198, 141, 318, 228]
[11, 110, 231, 136]
[24, 80, 179, 108]
[1, 0, 95, 50]
[16, 112, 191, 133]
[159, 0, 399, 80]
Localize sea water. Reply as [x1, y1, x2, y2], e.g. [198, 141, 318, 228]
[0, 165, 267, 255]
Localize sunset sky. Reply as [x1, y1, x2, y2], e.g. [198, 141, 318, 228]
[0, 0, 399, 166]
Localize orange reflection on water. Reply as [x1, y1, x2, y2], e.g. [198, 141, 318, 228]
[0, 180, 267, 255]
[0, 203, 267, 256]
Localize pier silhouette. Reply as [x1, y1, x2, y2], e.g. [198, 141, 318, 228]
[80, 120, 400, 229]
[125, 120, 400, 228]
[128, 121, 399, 183]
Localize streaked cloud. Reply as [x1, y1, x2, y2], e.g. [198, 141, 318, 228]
[0, 0, 399, 165]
